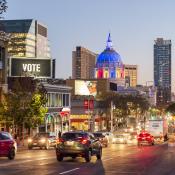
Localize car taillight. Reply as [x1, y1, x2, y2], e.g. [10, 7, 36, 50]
[137, 136, 141, 139]
[80, 138, 88, 144]
[57, 138, 64, 143]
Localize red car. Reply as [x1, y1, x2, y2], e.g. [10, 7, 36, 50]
[0, 132, 17, 160]
[137, 132, 154, 146]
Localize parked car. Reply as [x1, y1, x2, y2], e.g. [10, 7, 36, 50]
[0, 132, 17, 160]
[93, 132, 108, 147]
[112, 134, 128, 144]
[55, 131, 102, 162]
[28, 132, 57, 150]
[137, 132, 154, 146]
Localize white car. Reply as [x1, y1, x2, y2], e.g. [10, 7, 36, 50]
[112, 134, 127, 144]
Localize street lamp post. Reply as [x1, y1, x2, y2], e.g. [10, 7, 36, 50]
[111, 101, 113, 132]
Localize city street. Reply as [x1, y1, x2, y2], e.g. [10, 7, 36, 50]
[0, 143, 175, 175]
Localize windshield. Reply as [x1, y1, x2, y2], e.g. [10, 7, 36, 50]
[0, 132, 12, 140]
[34, 133, 49, 139]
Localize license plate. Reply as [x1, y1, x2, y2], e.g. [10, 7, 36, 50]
[33, 143, 37, 145]
[65, 141, 73, 146]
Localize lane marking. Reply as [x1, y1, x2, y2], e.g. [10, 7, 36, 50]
[0, 157, 54, 167]
[103, 158, 113, 161]
[59, 168, 80, 174]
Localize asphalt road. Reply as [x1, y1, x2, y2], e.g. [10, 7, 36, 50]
[0, 143, 175, 175]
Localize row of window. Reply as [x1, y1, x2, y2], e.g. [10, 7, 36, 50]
[46, 93, 70, 107]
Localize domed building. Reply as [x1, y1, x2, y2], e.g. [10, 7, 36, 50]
[95, 33, 124, 81]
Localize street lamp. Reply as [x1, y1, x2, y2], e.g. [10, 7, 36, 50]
[110, 101, 115, 132]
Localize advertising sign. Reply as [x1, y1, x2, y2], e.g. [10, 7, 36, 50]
[10, 58, 51, 78]
[75, 80, 97, 96]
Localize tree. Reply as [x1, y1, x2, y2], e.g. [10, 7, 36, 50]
[0, 0, 7, 15]
[96, 92, 150, 130]
[0, 79, 48, 134]
[27, 90, 48, 129]
[166, 103, 175, 115]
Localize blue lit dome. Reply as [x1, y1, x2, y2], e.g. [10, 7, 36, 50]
[96, 33, 123, 68]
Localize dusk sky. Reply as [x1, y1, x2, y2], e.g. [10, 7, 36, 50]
[5, 0, 175, 90]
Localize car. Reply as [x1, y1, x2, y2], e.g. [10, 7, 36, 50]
[55, 131, 102, 162]
[93, 132, 108, 147]
[137, 132, 154, 146]
[103, 132, 114, 143]
[28, 132, 57, 150]
[112, 134, 128, 144]
[0, 131, 17, 160]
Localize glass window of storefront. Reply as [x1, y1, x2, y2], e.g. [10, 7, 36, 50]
[46, 93, 70, 108]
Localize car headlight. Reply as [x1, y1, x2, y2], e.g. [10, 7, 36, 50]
[120, 138, 124, 142]
[28, 138, 32, 143]
[112, 138, 116, 142]
[40, 138, 46, 143]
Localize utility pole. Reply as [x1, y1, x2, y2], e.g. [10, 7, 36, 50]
[111, 101, 113, 132]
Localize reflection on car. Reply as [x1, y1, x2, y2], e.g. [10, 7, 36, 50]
[28, 132, 56, 150]
[55, 131, 102, 162]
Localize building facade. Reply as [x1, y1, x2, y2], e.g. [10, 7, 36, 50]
[154, 38, 171, 106]
[124, 64, 137, 87]
[94, 33, 125, 86]
[72, 46, 96, 79]
[0, 19, 51, 58]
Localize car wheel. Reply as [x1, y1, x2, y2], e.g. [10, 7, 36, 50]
[96, 148, 102, 160]
[57, 154, 63, 162]
[85, 150, 91, 162]
[28, 146, 33, 150]
[8, 148, 15, 160]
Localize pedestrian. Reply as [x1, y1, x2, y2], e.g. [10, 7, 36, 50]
[58, 130, 62, 138]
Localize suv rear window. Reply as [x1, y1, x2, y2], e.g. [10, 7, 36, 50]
[62, 132, 87, 140]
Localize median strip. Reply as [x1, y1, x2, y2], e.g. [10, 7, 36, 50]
[59, 168, 80, 174]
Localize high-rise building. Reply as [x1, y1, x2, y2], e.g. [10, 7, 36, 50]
[0, 19, 51, 58]
[72, 46, 96, 79]
[124, 64, 138, 87]
[154, 38, 171, 106]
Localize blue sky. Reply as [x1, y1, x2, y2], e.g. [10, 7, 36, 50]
[4, 0, 175, 89]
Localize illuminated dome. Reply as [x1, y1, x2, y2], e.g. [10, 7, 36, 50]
[95, 33, 124, 79]
[96, 33, 123, 68]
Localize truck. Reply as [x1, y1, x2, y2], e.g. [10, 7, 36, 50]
[148, 119, 168, 142]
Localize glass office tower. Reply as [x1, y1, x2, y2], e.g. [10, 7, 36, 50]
[0, 19, 51, 58]
[154, 38, 171, 106]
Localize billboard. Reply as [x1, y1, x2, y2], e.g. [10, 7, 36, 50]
[10, 58, 51, 78]
[75, 80, 97, 96]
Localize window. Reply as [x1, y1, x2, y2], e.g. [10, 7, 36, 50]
[0, 132, 12, 140]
